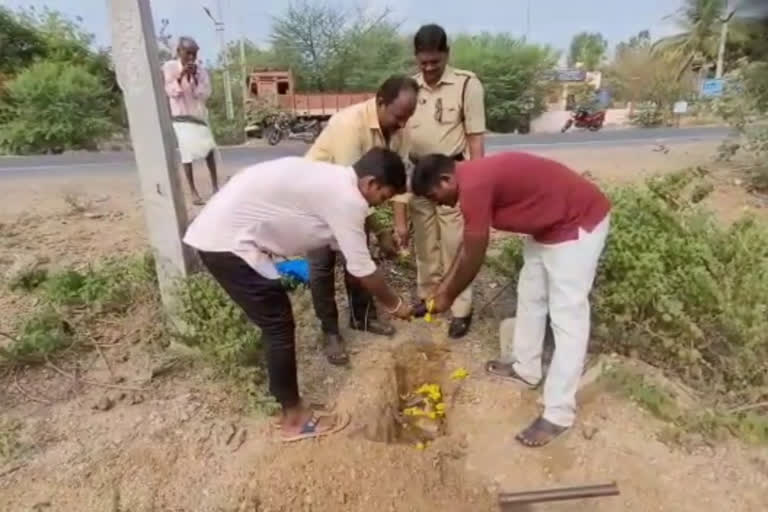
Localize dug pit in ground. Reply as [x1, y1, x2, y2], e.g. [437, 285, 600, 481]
[332, 340, 460, 445]
[244, 337, 497, 511]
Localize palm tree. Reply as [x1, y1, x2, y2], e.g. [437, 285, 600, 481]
[653, 0, 729, 81]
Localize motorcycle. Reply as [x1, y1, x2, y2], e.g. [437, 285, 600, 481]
[561, 109, 606, 133]
[265, 112, 322, 145]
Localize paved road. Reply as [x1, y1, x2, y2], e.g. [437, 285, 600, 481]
[0, 126, 730, 179]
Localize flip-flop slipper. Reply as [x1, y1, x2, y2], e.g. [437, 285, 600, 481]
[515, 416, 569, 448]
[325, 349, 349, 366]
[485, 360, 539, 389]
[281, 411, 350, 443]
[272, 405, 334, 429]
[324, 341, 350, 366]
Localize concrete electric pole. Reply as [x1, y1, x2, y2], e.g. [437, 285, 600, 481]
[107, 0, 193, 315]
[715, 1, 737, 79]
[204, 3, 235, 120]
[240, 37, 248, 112]
[525, 0, 531, 40]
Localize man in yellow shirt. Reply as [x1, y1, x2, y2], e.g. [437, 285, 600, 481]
[306, 75, 418, 365]
[392, 24, 486, 339]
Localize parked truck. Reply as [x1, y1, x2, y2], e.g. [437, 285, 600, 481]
[245, 69, 374, 144]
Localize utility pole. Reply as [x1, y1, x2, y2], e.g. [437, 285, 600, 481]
[240, 36, 248, 114]
[107, 0, 192, 317]
[204, 3, 235, 120]
[716, 1, 737, 79]
[525, 0, 531, 40]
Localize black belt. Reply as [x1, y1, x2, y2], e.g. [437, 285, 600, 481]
[409, 153, 465, 165]
[172, 115, 209, 127]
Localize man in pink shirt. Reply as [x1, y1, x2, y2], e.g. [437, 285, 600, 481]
[163, 37, 218, 205]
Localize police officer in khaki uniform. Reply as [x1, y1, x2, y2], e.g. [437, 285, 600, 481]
[306, 75, 418, 365]
[392, 24, 486, 339]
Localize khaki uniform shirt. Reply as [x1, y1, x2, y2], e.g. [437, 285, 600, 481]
[307, 97, 411, 206]
[408, 66, 486, 158]
[395, 67, 485, 204]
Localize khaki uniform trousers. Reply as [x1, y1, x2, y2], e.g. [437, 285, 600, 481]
[411, 196, 473, 317]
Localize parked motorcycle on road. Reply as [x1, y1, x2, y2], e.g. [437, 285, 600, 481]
[265, 112, 323, 145]
[561, 109, 606, 133]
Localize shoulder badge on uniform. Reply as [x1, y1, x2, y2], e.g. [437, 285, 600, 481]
[453, 69, 477, 79]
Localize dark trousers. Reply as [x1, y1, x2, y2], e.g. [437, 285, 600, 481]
[308, 246, 377, 334]
[198, 250, 299, 409]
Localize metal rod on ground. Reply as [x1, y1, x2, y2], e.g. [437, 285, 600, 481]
[498, 482, 619, 509]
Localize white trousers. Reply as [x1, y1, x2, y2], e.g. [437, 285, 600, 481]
[512, 215, 610, 427]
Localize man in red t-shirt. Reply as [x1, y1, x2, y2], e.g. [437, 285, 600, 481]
[411, 152, 611, 447]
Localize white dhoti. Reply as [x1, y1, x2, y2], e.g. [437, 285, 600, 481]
[172, 121, 217, 164]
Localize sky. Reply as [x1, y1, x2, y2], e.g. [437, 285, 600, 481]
[5, 0, 685, 64]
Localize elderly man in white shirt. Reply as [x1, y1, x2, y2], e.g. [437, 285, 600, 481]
[184, 147, 413, 442]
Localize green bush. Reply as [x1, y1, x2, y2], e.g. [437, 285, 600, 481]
[8, 267, 48, 292]
[0, 60, 115, 154]
[42, 255, 156, 312]
[371, 202, 394, 231]
[207, 72, 246, 146]
[712, 62, 768, 193]
[210, 113, 246, 146]
[0, 418, 23, 461]
[0, 7, 47, 75]
[0, 308, 73, 364]
[604, 366, 768, 444]
[452, 33, 558, 133]
[490, 170, 768, 402]
[175, 272, 280, 413]
[175, 272, 262, 370]
[629, 101, 665, 128]
[1, 255, 156, 366]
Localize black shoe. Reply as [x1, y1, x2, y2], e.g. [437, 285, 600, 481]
[350, 318, 396, 337]
[448, 313, 473, 339]
[412, 300, 428, 318]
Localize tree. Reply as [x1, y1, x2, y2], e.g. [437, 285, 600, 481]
[567, 32, 608, 70]
[0, 7, 47, 76]
[0, 7, 123, 152]
[653, 0, 728, 80]
[605, 29, 697, 111]
[14, 6, 99, 65]
[605, 46, 695, 107]
[0, 61, 114, 154]
[451, 33, 558, 132]
[220, 39, 277, 72]
[268, 1, 405, 92]
[713, 2, 768, 191]
[338, 25, 409, 92]
[726, 8, 768, 64]
[615, 30, 651, 57]
[156, 18, 174, 63]
[10, 6, 118, 101]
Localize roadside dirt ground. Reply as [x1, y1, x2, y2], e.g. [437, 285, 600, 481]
[2, 141, 768, 511]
